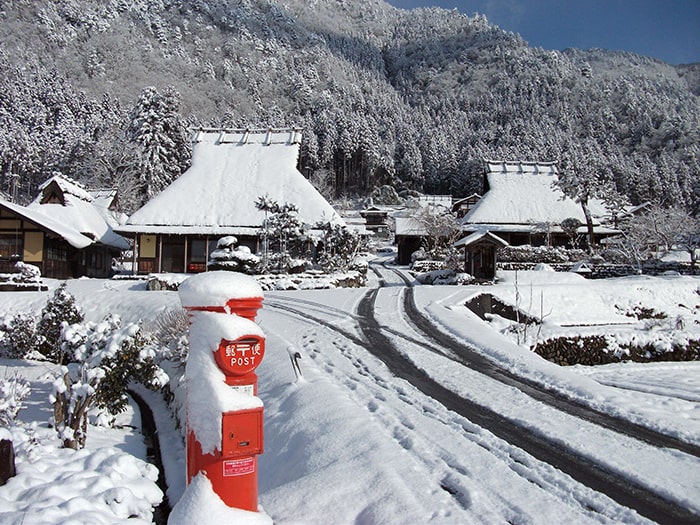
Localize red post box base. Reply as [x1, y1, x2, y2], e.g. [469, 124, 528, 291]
[187, 431, 259, 512]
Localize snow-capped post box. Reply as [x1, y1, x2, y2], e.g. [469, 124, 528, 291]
[178, 271, 265, 514]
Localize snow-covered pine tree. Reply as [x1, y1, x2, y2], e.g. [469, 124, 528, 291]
[125, 86, 191, 206]
[207, 236, 261, 273]
[0, 312, 38, 359]
[36, 283, 84, 363]
[255, 196, 308, 272]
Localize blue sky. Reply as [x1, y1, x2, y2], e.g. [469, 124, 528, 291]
[384, 1, 700, 65]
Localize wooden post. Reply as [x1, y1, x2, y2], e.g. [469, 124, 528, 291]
[0, 439, 16, 486]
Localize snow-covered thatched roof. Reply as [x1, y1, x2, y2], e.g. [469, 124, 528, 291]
[27, 176, 129, 250]
[461, 160, 608, 231]
[394, 195, 453, 237]
[118, 128, 343, 236]
[0, 197, 94, 249]
[394, 216, 425, 237]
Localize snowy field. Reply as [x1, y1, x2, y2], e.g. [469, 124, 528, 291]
[0, 266, 698, 524]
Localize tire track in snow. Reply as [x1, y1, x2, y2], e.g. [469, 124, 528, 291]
[357, 286, 699, 525]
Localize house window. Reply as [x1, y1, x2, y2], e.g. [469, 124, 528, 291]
[189, 239, 207, 263]
[161, 236, 185, 273]
[46, 243, 67, 261]
[0, 234, 22, 259]
[187, 238, 207, 273]
[208, 238, 218, 258]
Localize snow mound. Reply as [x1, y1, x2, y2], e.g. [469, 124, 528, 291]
[0, 428, 162, 525]
[169, 473, 272, 525]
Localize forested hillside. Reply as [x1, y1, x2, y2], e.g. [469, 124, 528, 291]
[0, 0, 698, 213]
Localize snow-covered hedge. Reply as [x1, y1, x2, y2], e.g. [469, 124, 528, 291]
[0, 262, 46, 290]
[498, 245, 587, 263]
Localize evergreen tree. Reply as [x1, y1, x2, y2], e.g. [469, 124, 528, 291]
[0, 312, 38, 359]
[125, 86, 191, 206]
[36, 283, 84, 363]
[255, 196, 308, 272]
[316, 223, 362, 272]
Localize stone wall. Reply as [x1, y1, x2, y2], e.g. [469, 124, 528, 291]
[497, 261, 695, 279]
[534, 335, 700, 366]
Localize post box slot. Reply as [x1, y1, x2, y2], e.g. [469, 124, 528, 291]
[222, 409, 263, 458]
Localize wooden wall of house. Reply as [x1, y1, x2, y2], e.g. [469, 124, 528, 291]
[133, 233, 261, 275]
[1, 207, 116, 279]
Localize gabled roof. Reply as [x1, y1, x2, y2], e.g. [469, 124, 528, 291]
[118, 128, 343, 236]
[394, 216, 425, 237]
[90, 188, 120, 211]
[462, 160, 607, 228]
[393, 194, 453, 237]
[37, 176, 94, 205]
[452, 193, 481, 207]
[454, 230, 508, 248]
[27, 176, 129, 250]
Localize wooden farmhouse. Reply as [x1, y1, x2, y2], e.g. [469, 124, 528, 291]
[0, 176, 129, 279]
[116, 128, 344, 275]
[460, 160, 619, 247]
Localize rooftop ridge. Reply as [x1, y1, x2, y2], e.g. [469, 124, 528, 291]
[484, 159, 559, 175]
[191, 126, 303, 145]
[191, 126, 303, 135]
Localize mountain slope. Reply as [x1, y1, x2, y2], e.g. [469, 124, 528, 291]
[0, 0, 697, 211]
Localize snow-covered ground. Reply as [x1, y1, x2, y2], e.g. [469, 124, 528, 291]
[0, 266, 698, 524]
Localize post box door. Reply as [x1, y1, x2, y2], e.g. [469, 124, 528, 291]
[222, 409, 263, 457]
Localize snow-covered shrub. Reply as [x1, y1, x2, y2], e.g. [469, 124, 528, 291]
[0, 311, 38, 359]
[0, 262, 43, 287]
[207, 236, 260, 273]
[37, 283, 84, 363]
[415, 268, 475, 285]
[0, 372, 30, 426]
[51, 314, 168, 449]
[411, 248, 429, 263]
[13, 261, 42, 282]
[411, 259, 443, 273]
[140, 307, 190, 433]
[620, 304, 668, 320]
[2, 428, 163, 523]
[144, 306, 189, 351]
[316, 223, 363, 272]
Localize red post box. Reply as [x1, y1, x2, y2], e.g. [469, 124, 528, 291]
[178, 271, 266, 514]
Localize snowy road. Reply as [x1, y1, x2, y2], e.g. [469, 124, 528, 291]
[260, 264, 700, 524]
[3, 271, 698, 524]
